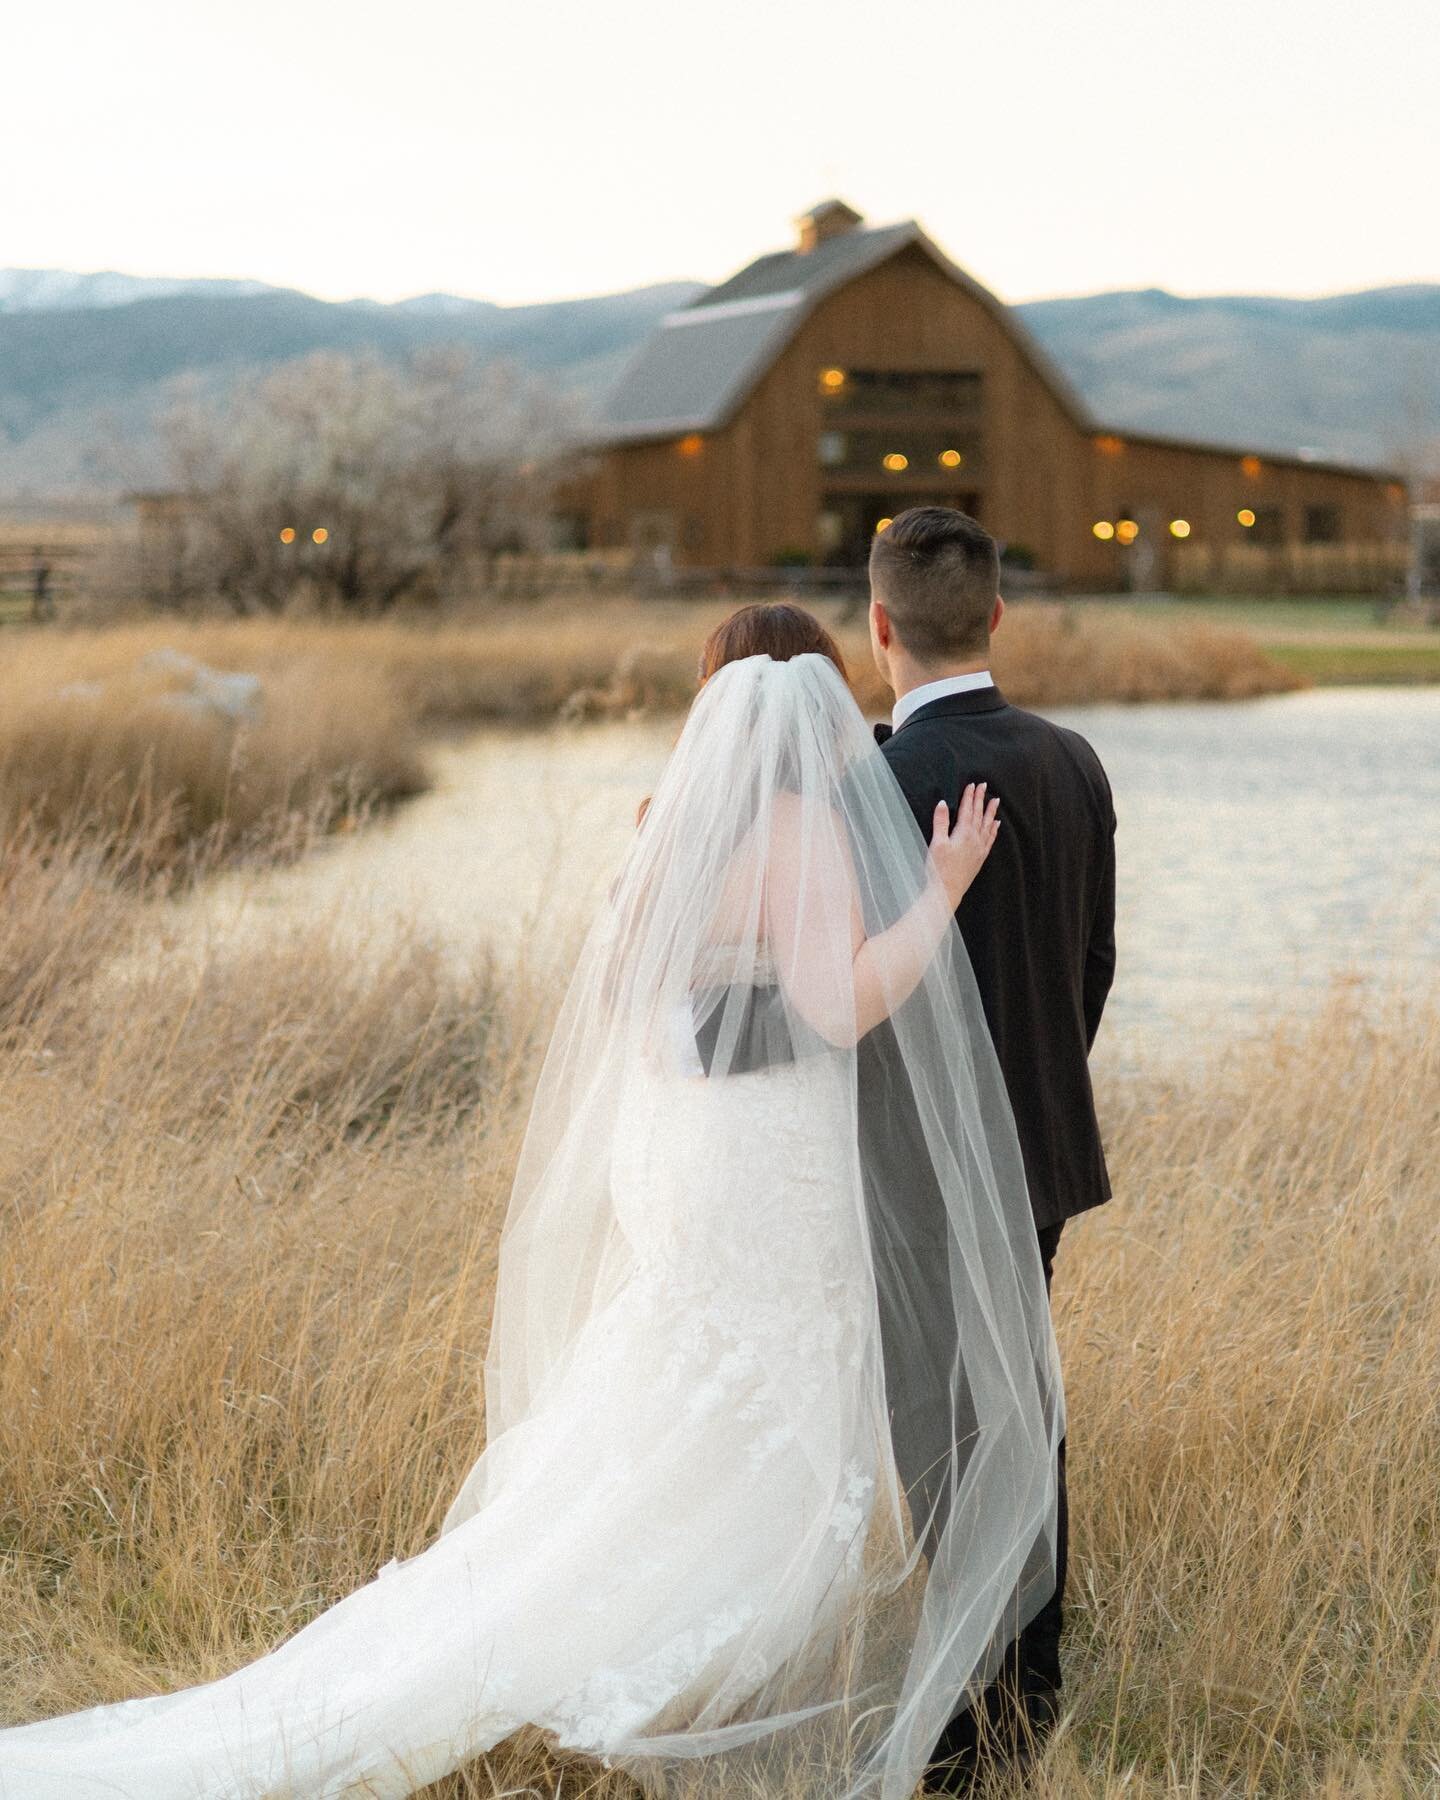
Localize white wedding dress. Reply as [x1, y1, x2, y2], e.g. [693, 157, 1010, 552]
[0, 654, 1061, 1800]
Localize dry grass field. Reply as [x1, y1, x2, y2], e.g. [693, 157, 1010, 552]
[1, 818, 1436, 1797]
[0, 601, 1299, 867]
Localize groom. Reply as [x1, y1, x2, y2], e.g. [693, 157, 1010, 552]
[868, 507, 1116, 1790]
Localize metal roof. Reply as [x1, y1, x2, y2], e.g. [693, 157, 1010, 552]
[588, 220, 982, 445]
[698, 218, 917, 311]
[586, 290, 806, 445]
[585, 215, 1397, 481]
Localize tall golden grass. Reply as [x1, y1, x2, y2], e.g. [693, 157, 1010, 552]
[0, 602, 1299, 866]
[1, 821, 1434, 1796]
[0, 636, 426, 864]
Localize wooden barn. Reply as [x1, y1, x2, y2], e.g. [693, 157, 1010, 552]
[569, 200, 1408, 593]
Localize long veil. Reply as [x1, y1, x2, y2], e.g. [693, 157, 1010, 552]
[447, 650, 1063, 1798]
[0, 652, 1061, 1800]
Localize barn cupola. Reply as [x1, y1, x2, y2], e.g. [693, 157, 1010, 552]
[795, 198, 864, 253]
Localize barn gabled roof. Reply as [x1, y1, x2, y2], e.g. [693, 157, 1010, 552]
[586, 213, 1097, 447]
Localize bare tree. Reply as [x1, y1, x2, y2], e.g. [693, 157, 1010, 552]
[149, 349, 577, 614]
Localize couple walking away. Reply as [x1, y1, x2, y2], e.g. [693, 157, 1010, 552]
[0, 507, 1117, 1798]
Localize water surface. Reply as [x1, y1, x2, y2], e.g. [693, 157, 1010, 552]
[184, 688, 1439, 1060]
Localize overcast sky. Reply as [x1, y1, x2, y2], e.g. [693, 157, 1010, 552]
[6, 0, 1436, 307]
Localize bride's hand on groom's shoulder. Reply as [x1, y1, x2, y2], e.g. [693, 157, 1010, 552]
[928, 782, 1001, 909]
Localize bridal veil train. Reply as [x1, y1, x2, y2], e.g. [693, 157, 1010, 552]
[0, 651, 1062, 1799]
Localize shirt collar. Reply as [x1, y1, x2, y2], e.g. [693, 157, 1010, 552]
[892, 670, 995, 731]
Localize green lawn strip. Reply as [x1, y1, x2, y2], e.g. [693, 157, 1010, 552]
[1263, 641, 1440, 684]
[1098, 597, 1401, 634]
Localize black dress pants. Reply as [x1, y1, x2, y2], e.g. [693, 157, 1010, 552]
[928, 1220, 1067, 1773]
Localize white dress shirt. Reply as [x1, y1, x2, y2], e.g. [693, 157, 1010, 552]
[891, 670, 995, 732]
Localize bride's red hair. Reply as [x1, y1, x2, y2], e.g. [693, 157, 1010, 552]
[698, 603, 850, 687]
[637, 605, 851, 826]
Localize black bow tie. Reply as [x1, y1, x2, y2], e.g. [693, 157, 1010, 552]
[873, 721, 894, 746]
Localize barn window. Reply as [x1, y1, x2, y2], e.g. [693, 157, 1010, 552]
[814, 429, 984, 476]
[1239, 506, 1284, 544]
[549, 511, 590, 551]
[820, 369, 983, 416]
[1303, 504, 1341, 543]
[1253, 507, 1285, 545]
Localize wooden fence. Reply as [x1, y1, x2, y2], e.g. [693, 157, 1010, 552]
[1170, 541, 1411, 596]
[0, 522, 1425, 623]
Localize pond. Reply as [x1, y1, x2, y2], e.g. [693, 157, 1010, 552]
[184, 687, 1439, 1063]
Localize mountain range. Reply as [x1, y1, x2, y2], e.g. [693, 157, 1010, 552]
[1, 266, 1436, 498]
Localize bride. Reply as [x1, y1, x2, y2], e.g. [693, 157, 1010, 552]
[0, 605, 1062, 1799]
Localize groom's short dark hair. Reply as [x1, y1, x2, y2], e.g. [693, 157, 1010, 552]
[868, 507, 1000, 661]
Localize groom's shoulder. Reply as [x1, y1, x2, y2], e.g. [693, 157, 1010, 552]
[883, 699, 1111, 801]
[1034, 708, 1111, 791]
[992, 699, 1110, 788]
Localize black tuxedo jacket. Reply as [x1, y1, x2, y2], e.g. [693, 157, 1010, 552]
[877, 685, 1116, 1231]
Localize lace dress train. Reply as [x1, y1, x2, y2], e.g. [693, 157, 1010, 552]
[0, 1053, 878, 1799]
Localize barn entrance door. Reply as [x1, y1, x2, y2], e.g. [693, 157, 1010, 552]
[820, 491, 981, 566]
[629, 508, 677, 582]
[1127, 506, 1164, 592]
